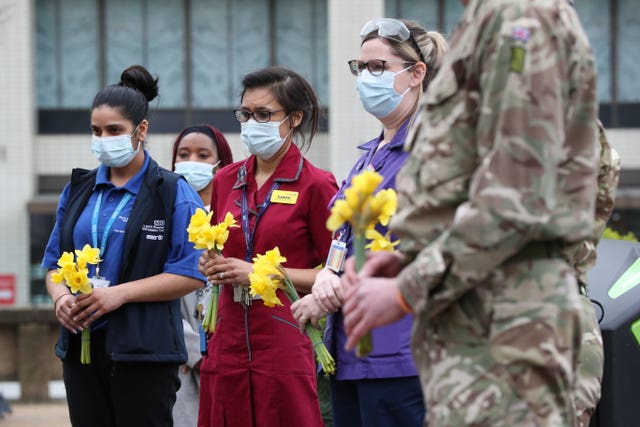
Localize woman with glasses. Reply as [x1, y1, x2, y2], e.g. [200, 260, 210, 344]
[197, 66, 338, 427]
[291, 18, 446, 427]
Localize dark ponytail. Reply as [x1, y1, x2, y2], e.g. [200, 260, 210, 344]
[92, 65, 159, 126]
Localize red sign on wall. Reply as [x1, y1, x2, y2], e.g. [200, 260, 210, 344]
[0, 275, 16, 305]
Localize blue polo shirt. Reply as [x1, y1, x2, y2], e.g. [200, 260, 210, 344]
[42, 151, 206, 289]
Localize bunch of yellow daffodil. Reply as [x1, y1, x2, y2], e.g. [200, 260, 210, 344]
[249, 247, 336, 375]
[325, 170, 398, 357]
[187, 208, 239, 333]
[51, 244, 101, 364]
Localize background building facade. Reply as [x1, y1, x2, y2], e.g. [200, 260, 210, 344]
[1, 0, 639, 306]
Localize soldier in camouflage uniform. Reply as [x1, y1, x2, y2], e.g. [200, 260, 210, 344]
[341, 0, 600, 425]
[568, 121, 620, 426]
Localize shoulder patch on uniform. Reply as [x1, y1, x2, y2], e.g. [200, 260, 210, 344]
[511, 26, 531, 43]
[510, 46, 526, 73]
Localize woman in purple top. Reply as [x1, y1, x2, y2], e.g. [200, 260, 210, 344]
[291, 18, 447, 426]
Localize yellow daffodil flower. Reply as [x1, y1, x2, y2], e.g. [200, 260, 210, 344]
[327, 199, 354, 232]
[187, 208, 213, 231]
[223, 212, 240, 229]
[365, 228, 400, 252]
[263, 247, 287, 266]
[253, 259, 281, 278]
[68, 269, 92, 294]
[343, 187, 363, 211]
[57, 251, 75, 268]
[51, 271, 65, 284]
[58, 261, 77, 279]
[54, 245, 98, 364]
[324, 170, 398, 358]
[249, 247, 336, 374]
[248, 271, 282, 307]
[213, 224, 230, 251]
[369, 188, 397, 226]
[186, 210, 238, 334]
[351, 170, 382, 195]
[75, 244, 101, 266]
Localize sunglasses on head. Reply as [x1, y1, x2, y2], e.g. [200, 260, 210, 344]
[360, 18, 411, 42]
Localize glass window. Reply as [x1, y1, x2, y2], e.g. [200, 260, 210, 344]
[385, 0, 439, 33]
[190, 0, 234, 108]
[36, 0, 329, 113]
[617, 0, 640, 102]
[275, 0, 329, 105]
[36, 0, 57, 108]
[576, 1, 612, 103]
[105, 0, 185, 107]
[36, 0, 100, 108]
[443, 1, 465, 37]
[105, 0, 145, 86]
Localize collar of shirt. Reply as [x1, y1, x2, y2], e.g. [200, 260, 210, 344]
[93, 150, 151, 195]
[233, 144, 304, 189]
[357, 116, 412, 153]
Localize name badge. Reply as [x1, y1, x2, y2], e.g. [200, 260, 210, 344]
[326, 240, 347, 273]
[90, 276, 110, 289]
[270, 190, 299, 205]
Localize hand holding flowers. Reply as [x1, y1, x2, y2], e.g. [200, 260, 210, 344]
[51, 244, 101, 364]
[325, 170, 398, 357]
[187, 208, 239, 333]
[249, 247, 336, 375]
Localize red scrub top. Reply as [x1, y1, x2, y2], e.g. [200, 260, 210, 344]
[198, 144, 338, 427]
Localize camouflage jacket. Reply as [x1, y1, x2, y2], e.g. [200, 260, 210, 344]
[565, 121, 621, 285]
[392, 0, 600, 317]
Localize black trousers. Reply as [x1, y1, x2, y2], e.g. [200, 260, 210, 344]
[62, 329, 180, 427]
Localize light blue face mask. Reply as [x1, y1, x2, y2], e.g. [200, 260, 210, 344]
[91, 128, 140, 168]
[174, 160, 219, 191]
[356, 67, 411, 118]
[240, 115, 291, 160]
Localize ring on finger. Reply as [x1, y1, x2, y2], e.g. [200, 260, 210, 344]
[219, 272, 225, 280]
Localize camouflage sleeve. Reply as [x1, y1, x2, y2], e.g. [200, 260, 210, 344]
[567, 121, 621, 284]
[397, 2, 599, 316]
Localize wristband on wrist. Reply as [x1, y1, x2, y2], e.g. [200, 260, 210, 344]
[396, 289, 413, 314]
[53, 293, 70, 310]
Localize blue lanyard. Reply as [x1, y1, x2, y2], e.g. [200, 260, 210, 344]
[241, 182, 279, 262]
[91, 189, 133, 275]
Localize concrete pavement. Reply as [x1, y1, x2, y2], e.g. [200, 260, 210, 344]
[0, 401, 69, 427]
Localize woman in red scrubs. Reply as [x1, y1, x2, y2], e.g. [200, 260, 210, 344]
[197, 66, 338, 427]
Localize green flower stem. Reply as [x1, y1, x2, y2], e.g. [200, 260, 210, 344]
[306, 323, 336, 375]
[353, 234, 372, 358]
[202, 283, 219, 333]
[202, 249, 221, 334]
[80, 328, 91, 365]
[278, 267, 336, 374]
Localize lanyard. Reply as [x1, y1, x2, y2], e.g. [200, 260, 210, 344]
[91, 189, 133, 275]
[241, 182, 279, 261]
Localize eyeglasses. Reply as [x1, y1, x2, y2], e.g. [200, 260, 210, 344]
[347, 59, 415, 76]
[360, 18, 411, 42]
[233, 109, 285, 123]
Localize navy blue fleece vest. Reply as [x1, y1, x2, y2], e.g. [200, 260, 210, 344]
[55, 158, 188, 363]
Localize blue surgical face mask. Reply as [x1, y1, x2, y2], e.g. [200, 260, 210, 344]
[240, 115, 291, 160]
[174, 160, 219, 191]
[356, 68, 411, 118]
[91, 129, 141, 168]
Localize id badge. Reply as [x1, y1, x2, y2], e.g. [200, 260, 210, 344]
[199, 323, 208, 356]
[90, 276, 110, 289]
[326, 239, 347, 273]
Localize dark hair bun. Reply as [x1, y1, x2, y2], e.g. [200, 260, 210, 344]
[120, 65, 159, 103]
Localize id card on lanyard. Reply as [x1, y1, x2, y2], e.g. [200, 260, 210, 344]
[237, 181, 279, 304]
[90, 189, 132, 288]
